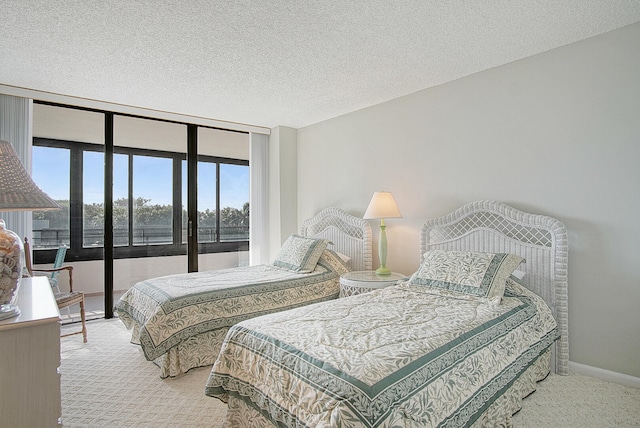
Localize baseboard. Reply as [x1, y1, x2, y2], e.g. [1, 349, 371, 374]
[569, 361, 640, 389]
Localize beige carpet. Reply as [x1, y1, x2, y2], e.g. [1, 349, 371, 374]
[61, 319, 227, 427]
[61, 319, 640, 427]
[513, 371, 640, 427]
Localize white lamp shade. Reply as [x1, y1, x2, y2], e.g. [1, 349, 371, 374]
[363, 191, 402, 220]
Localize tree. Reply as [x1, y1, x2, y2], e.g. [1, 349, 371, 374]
[33, 199, 70, 229]
[241, 202, 249, 226]
[34, 198, 249, 244]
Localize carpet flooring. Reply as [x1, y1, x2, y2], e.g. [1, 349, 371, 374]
[60, 319, 640, 427]
[61, 319, 226, 427]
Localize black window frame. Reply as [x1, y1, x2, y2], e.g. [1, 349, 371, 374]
[32, 137, 249, 264]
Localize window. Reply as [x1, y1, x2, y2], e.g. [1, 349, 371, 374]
[220, 163, 250, 242]
[132, 154, 174, 245]
[113, 153, 129, 246]
[180, 159, 250, 245]
[32, 146, 70, 249]
[32, 138, 249, 263]
[83, 150, 105, 247]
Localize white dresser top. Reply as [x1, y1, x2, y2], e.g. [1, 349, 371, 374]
[0, 276, 60, 331]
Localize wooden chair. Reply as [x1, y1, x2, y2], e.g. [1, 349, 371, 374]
[24, 238, 87, 342]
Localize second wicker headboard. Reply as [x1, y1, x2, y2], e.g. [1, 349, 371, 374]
[300, 207, 373, 272]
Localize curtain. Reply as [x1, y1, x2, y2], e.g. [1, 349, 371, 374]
[0, 94, 33, 243]
[249, 132, 269, 265]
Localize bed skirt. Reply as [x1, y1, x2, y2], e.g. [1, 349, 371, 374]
[219, 348, 551, 427]
[151, 327, 230, 378]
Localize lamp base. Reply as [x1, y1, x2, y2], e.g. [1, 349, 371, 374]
[375, 266, 392, 276]
[0, 218, 25, 319]
[0, 304, 20, 320]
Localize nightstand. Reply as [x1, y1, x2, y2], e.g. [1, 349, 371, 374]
[339, 271, 407, 297]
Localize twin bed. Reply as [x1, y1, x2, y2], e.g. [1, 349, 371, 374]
[116, 207, 373, 378]
[203, 201, 569, 427]
[117, 201, 569, 427]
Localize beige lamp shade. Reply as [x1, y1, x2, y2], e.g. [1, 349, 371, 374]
[363, 191, 402, 220]
[0, 140, 60, 211]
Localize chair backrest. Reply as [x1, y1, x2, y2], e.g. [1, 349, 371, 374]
[23, 238, 67, 283]
[50, 245, 68, 282]
[23, 237, 34, 277]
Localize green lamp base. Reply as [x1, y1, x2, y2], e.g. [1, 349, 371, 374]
[375, 265, 392, 276]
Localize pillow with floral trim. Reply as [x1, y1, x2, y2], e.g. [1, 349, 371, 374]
[407, 250, 524, 304]
[272, 234, 330, 273]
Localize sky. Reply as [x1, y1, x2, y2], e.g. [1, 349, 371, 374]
[32, 146, 249, 211]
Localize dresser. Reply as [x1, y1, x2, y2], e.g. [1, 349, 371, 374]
[0, 276, 62, 427]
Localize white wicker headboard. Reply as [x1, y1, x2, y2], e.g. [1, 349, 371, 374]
[421, 201, 569, 375]
[300, 207, 372, 272]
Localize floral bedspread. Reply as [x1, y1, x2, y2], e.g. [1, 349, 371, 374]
[205, 279, 559, 427]
[116, 250, 349, 362]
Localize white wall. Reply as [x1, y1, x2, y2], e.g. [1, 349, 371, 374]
[268, 126, 298, 256]
[297, 23, 640, 378]
[33, 103, 250, 159]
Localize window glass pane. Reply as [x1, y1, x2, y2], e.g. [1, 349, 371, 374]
[113, 153, 129, 246]
[181, 160, 187, 244]
[32, 146, 70, 249]
[81, 152, 129, 247]
[220, 163, 249, 241]
[181, 160, 218, 243]
[132, 155, 173, 245]
[198, 161, 217, 243]
[82, 151, 104, 247]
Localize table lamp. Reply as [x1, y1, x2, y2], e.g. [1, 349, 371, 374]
[0, 139, 60, 320]
[363, 191, 402, 275]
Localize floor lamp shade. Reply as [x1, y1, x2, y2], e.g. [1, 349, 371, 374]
[0, 139, 60, 319]
[363, 192, 402, 275]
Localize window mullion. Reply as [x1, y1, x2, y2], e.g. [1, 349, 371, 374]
[69, 145, 83, 259]
[216, 161, 221, 243]
[127, 153, 134, 249]
[104, 111, 114, 319]
[187, 125, 198, 272]
[172, 153, 183, 250]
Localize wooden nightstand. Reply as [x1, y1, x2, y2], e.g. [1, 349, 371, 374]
[339, 271, 407, 297]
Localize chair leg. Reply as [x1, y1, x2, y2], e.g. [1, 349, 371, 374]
[79, 298, 87, 343]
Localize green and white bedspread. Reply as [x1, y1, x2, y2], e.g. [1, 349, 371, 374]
[116, 250, 349, 365]
[205, 278, 559, 427]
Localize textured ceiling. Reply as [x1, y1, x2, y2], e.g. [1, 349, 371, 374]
[1, 1, 639, 129]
